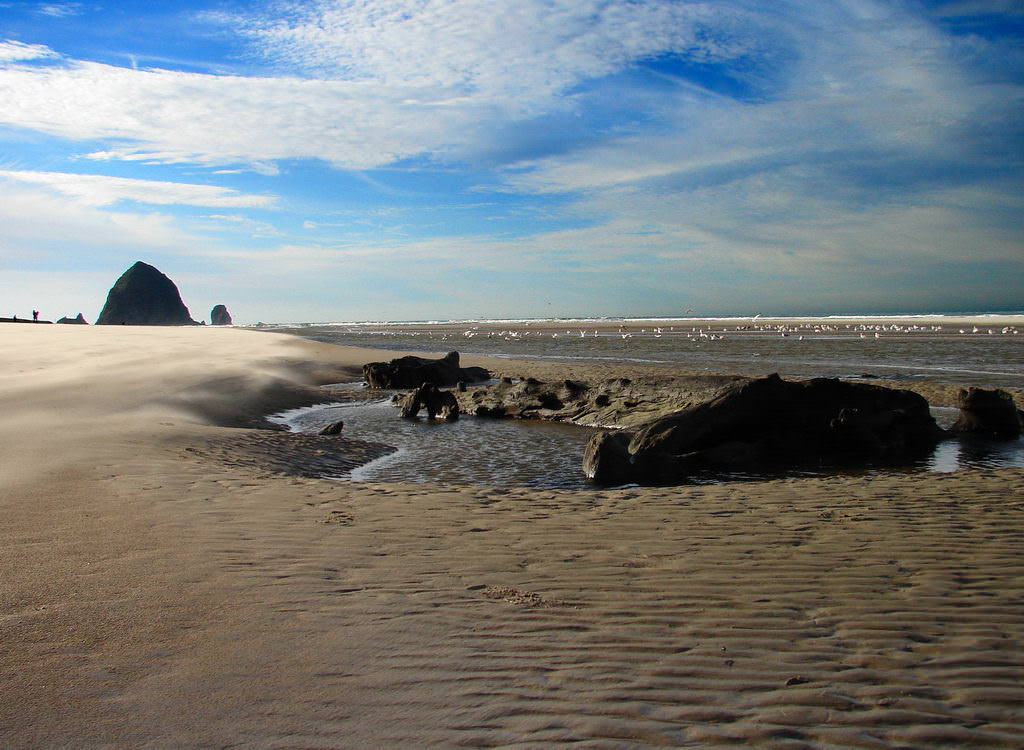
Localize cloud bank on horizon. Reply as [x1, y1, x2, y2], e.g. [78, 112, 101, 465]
[0, 0, 1021, 323]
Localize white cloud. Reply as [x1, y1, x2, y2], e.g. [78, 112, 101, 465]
[0, 170, 275, 208]
[504, 0, 998, 193]
[0, 181, 198, 259]
[36, 2, 84, 18]
[233, 0, 756, 106]
[0, 40, 59, 62]
[0, 59, 492, 169]
[198, 213, 284, 238]
[0, 1, 767, 171]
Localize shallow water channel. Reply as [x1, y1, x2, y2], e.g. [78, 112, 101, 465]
[270, 386, 600, 490]
[269, 387, 1024, 489]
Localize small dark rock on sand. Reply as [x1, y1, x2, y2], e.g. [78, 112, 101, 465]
[318, 420, 345, 435]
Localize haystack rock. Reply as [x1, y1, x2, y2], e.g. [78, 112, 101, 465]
[96, 261, 196, 326]
[56, 313, 88, 325]
[210, 304, 232, 326]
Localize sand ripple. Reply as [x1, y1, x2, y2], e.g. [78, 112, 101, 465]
[91, 450, 1024, 749]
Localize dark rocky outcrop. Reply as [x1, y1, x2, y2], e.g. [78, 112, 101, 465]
[583, 374, 944, 485]
[210, 304, 232, 326]
[96, 261, 196, 326]
[397, 383, 460, 421]
[56, 313, 88, 325]
[363, 351, 489, 389]
[581, 430, 633, 486]
[950, 387, 1022, 438]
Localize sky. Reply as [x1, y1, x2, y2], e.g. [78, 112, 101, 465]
[0, 0, 1022, 324]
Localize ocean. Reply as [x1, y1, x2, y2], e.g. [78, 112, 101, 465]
[272, 314, 1024, 390]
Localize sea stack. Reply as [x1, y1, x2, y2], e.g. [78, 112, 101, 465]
[210, 304, 233, 326]
[56, 313, 89, 325]
[96, 261, 196, 326]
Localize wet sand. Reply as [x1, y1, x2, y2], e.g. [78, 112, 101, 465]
[2, 325, 1022, 748]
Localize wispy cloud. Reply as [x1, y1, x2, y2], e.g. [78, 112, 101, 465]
[0, 1, 769, 171]
[35, 2, 85, 18]
[0, 170, 276, 208]
[0, 58, 486, 169]
[230, 0, 758, 101]
[0, 180, 197, 261]
[0, 40, 59, 62]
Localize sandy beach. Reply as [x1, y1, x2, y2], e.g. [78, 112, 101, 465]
[2, 325, 1022, 749]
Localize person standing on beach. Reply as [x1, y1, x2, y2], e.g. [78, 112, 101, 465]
[32, 310, 39, 321]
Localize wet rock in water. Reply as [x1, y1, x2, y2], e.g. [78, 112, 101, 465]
[96, 261, 197, 326]
[399, 383, 460, 421]
[583, 374, 945, 485]
[582, 430, 633, 485]
[950, 387, 1022, 438]
[210, 304, 233, 326]
[319, 420, 345, 436]
[363, 351, 490, 389]
[56, 313, 88, 325]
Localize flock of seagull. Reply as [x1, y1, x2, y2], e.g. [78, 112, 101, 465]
[348, 321, 1020, 344]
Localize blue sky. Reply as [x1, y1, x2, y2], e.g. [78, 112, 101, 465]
[1, 0, 1021, 323]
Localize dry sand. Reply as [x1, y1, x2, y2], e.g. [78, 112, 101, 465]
[2, 325, 1022, 749]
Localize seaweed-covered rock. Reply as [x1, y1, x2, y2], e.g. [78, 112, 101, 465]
[210, 304, 233, 326]
[457, 374, 738, 428]
[56, 313, 88, 325]
[462, 377, 581, 419]
[363, 351, 489, 389]
[584, 374, 944, 485]
[96, 261, 196, 326]
[951, 387, 1022, 438]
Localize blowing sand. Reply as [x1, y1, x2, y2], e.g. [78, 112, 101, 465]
[2, 325, 1022, 749]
